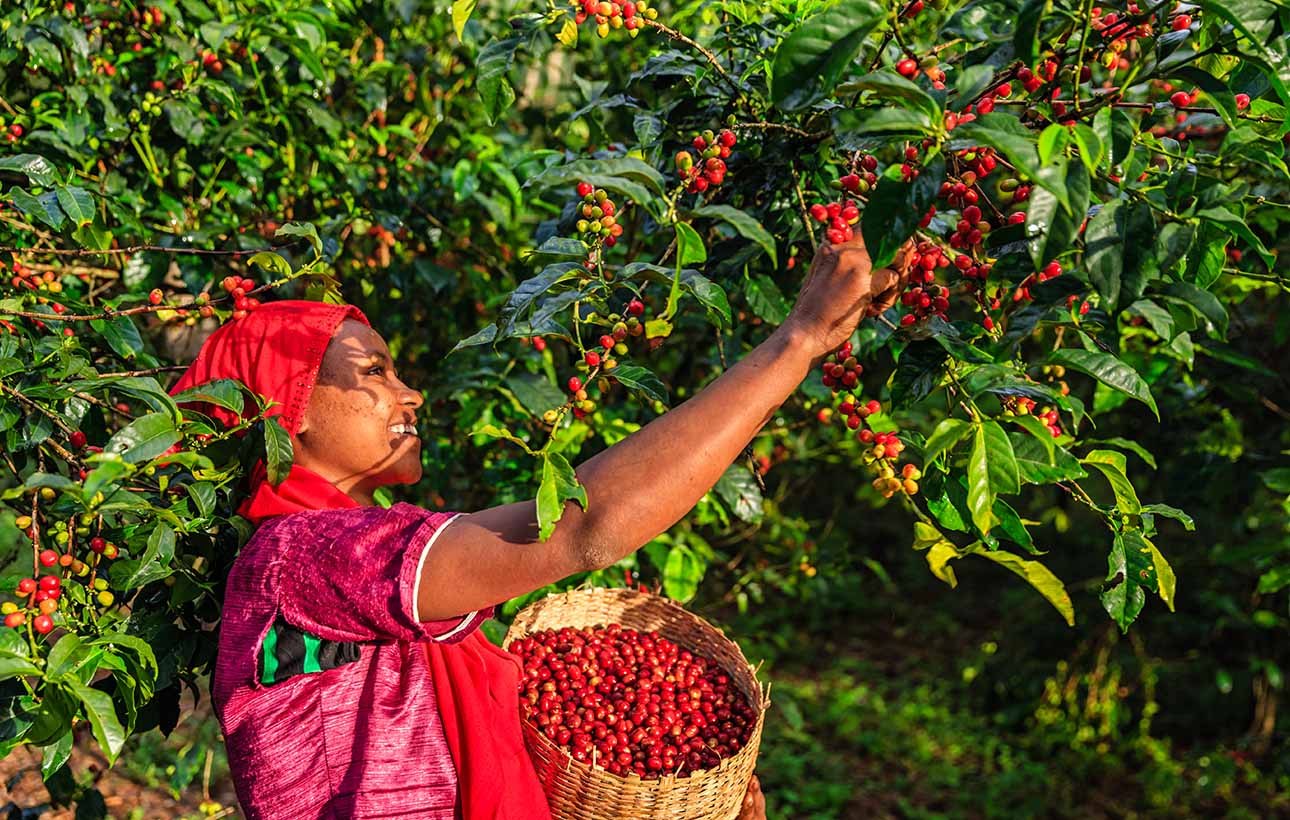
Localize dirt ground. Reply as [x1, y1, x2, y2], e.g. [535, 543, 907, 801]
[0, 697, 241, 820]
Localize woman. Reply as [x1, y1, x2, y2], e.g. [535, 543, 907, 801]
[171, 236, 906, 819]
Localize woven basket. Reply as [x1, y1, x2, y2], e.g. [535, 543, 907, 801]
[503, 586, 770, 820]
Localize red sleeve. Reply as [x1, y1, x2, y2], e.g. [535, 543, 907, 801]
[274, 504, 489, 644]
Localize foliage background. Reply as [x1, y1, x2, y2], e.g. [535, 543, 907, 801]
[0, 0, 1287, 816]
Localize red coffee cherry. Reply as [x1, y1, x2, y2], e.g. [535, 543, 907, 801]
[39, 550, 58, 567]
[69, 430, 87, 449]
[148, 288, 163, 305]
[33, 615, 53, 634]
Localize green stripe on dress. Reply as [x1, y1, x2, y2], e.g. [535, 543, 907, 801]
[260, 622, 280, 685]
[302, 631, 323, 674]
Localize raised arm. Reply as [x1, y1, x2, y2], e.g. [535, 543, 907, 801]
[417, 237, 908, 621]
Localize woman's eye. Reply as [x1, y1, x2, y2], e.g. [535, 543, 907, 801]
[367, 366, 385, 376]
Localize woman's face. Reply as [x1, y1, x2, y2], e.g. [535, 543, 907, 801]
[293, 319, 425, 503]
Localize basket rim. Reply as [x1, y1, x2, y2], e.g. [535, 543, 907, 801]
[503, 586, 772, 789]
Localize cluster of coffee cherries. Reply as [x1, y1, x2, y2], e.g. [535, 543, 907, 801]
[510, 623, 756, 779]
[1002, 396, 1064, 438]
[895, 56, 947, 90]
[675, 129, 736, 195]
[5, 514, 121, 633]
[816, 343, 921, 498]
[808, 199, 860, 245]
[1, 120, 23, 144]
[5, 259, 63, 294]
[572, 0, 657, 38]
[219, 274, 261, 320]
[833, 156, 879, 195]
[574, 182, 625, 250]
[899, 241, 951, 326]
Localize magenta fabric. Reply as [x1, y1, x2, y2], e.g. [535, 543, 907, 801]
[214, 503, 491, 819]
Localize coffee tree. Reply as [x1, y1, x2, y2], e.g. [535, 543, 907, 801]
[0, 0, 1286, 811]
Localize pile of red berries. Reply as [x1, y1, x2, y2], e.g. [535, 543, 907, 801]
[220, 275, 260, 320]
[574, 182, 625, 248]
[809, 199, 860, 245]
[572, 0, 657, 38]
[675, 129, 735, 194]
[510, 623, 756, 779]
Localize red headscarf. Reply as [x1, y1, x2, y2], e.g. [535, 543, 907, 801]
[171, 300, 550, 820]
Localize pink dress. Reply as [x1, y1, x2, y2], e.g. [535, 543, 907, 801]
[213, 503, 492, 819]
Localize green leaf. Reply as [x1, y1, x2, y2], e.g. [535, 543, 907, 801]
[1025, 160, 1090, 267]
[65, 680, 126, 763]
[535, 452, 588, 542]
[1141, 503, 1194, 530]
[274, 222, 322, 257]
[1196, 206, 1275, 269]
[451, 0, 477, 40]
[1101, 534, 1147, 632]
[1013, 0, 1046, 63]
[263, 417, 294, 486]
[1260, 468, 1290, 495]
[714, 464, 764, 523]
[832, 106, 934, 140]
[1049, 349, 1157, 418]
[1011, 434, 1087, 485]
[172, 378, 246, 417]
[113, 523, 175, 591]
[1037, 124, 1070, 167]
[91, 316, 144, 360]
[40, 732, 72, 780]
[662, 545, 704, 603]
[691, 205, 776, 267]
[476, 37, 522, 126]
[983, 420, 1021, 495]
[1160, 281, 1228, 337]
[470, 423, 536, 455]
[44, 635, 89, 681]
[82, 460, 128, 499]
[1085, 200, 1125, 310]
[1258, 566, 1290, 595]
[925, 541, 961, 588]
[978, 549, 1074, 626]
[54, 186, 95, 227]
[923, 418, 973, 465]
[1131, 531, 1176, 612]
[835, 70, 941, 120]
[528, 157, 666, 200]
[1082, 449, 1142, 514]
[103, 413, 179, 464]
[770, 0, 885, 111]
[0, 655, 42, 681]
[743, 274, 790, 325]
[674, 222, 706, 266]
[249, 251, 293, 280]
[506, 372, 565, 417]
[610, 364, 669, 405]
[0, 154, 59, 187]
[11, 188, 65, 230]
[861, 155, 945, 269]
[1070, 124, 1104, 174]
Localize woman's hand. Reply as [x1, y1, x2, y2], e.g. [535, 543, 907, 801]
[737, 774, 765, 820]
[783, 236, 913, 363]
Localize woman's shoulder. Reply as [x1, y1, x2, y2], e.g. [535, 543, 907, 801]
[249, 503, 457, 543]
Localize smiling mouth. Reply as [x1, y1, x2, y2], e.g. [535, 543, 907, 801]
[389, 424, 419, 438]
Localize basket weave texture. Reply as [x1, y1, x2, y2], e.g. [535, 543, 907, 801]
[503, 587, 770, 820]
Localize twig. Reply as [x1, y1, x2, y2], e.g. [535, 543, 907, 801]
[642, 19, 746, 105]
[731, 121, 825, 140]
[0, 239, 307, 257]
[94, 365, 189, 379]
